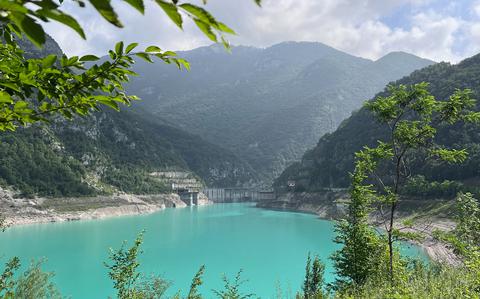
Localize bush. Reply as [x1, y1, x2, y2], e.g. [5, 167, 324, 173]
[0, 258, 61, 299]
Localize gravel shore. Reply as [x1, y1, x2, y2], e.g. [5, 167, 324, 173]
[0, 189, 211, 227]
[257, 192, 461, 265]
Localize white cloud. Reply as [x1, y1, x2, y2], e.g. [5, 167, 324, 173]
[474, 0, 480, 17]
[44, 0, 480, 62]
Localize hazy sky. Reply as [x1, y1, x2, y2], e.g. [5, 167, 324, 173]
[44, 0, 480, 62]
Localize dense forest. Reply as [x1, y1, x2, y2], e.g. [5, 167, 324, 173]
[276, 53, 480, 197]
[0, 109, 257, 197]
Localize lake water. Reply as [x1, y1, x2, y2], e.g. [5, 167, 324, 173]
[0, 203, 426, 298]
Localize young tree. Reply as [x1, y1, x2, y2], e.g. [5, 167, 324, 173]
[333, 82, 479, 287]
[0, 257, 20, 297]
[212, 269, 255, 299]
[105, 232, 145, 298]
[0, 258, 62, 299]
[13, 260, 62, 299]
[302, 253, 326, 298]
[454, 192, 480, 248]
[365, 83, 478, 282]
[440, 192, 480, 293]
[302, 253, 312, 297]
[105, 232, 172, 299]
[332, 145, 387, 287]
[455, 193, 480, 293]
[185, 265, 205, 299]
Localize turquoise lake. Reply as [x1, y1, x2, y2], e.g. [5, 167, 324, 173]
[0, 203, 426, 298]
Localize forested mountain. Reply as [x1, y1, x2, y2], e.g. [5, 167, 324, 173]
[0, 36, 254, 197]
[275, 53, 480, 195]
[126, 42, 433, 184]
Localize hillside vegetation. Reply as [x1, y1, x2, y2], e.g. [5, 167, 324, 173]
[276, 53, 480, 196]
[126, 42, 433, 184]
[0, 36, 255, 197]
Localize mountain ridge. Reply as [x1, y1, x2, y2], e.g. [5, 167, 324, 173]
[127, 41, 434, 185]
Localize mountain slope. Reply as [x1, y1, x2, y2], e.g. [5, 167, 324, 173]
[0, 109, 256, 197]
[126, 42, 434, 184]
[0, 36, 254, 197]
[275, 54, 480, 193]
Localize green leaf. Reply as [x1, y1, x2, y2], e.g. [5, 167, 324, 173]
[98, 98, 120, 111]
[220, 36, 231, 51]
[123, 0, 144, 14]
[10, 12, 46, 47]
[216, 22, 236, 34]
[0, 91, 13, 104]
[179, 3, 215, 24]
[42, 54, 57, 68]
[177, 58, 190, 71]
[66, 56, 79, 67]
[156, 0, 183, 29]
[193, 19, 217, 42]
[135, 53, 153, 63]
[36, 9, 86, 39]
[80, 55, 100, 62]
[115, 41, 124, 55]
[0, 1, 28, 13]
[162, 51, 177, 57]
[0, 82, 21, 92]
[88, 0, 122, 27]
[13, 101, 29, 112]
[7, 23, 22, 37]
[125, 42, 139, 54]
[19, 73, 34, 85]
[145, 46, 161, 53]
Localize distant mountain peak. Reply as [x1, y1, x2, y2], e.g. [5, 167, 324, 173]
[265, 41, 341, 52]
[128, 39, 434, 185]
[376, 51, 434, 64]
[186, 43, 259, 56]
[275, 49, 480, 192]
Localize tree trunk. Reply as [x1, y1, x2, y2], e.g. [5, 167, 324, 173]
[388, 200, 396, 284]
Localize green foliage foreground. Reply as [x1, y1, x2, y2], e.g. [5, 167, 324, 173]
[1, 84, 480, 298]
[329, 84, 480, 298]
[0, 3, 478, 292]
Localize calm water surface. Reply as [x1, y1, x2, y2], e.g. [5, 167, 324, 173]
[0, 203, 426, 298]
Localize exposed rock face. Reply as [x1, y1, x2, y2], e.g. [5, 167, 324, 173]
[0, 192, 189, 226]
[257, 191, 348, 219]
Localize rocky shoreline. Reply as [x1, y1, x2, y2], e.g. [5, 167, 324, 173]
[0, 189, 212, 227]
[257, 191, 460, 265]
[1, 187, 460, 264]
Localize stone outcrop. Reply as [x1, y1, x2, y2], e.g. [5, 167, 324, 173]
[0, 191, 208, 226]
[257, 191, 348, 219]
